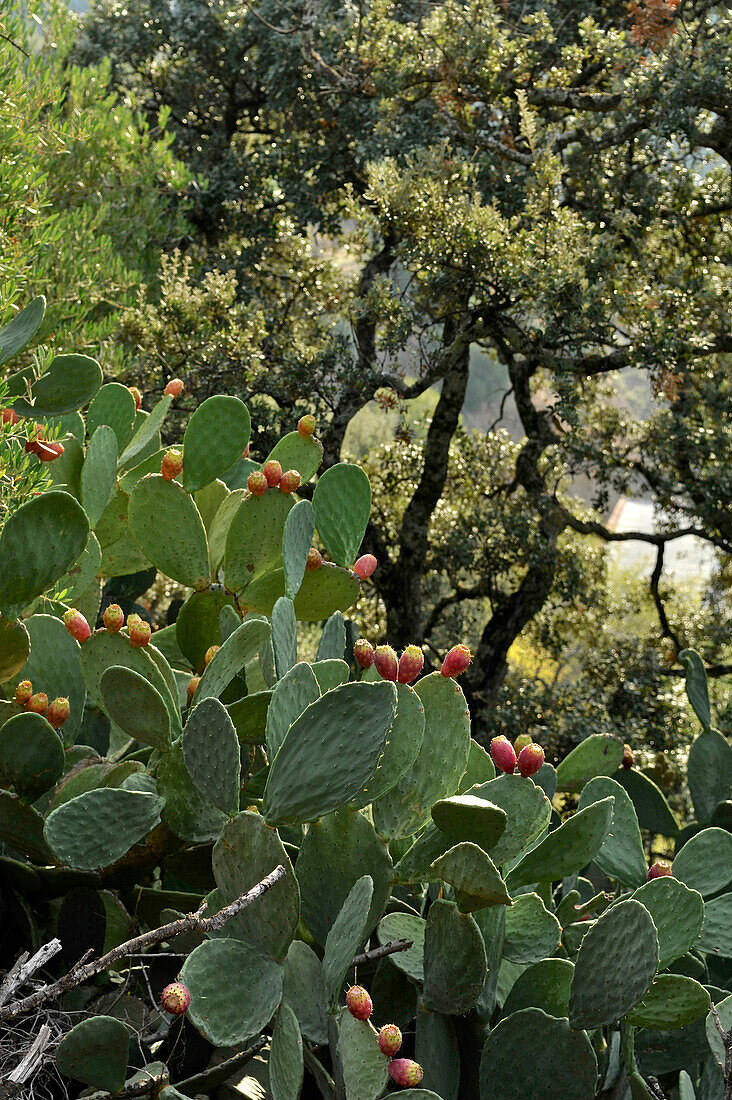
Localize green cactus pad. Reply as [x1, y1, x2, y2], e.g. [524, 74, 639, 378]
[265, 661, 321, 758]
[501, 958, 575, 1018]
[672, 828, 732, 896]
[393, 824, 450, 884]
[706, 992, 732, 1070]
[56, 1015, 130, 1093]
[312, 658, 350, 693]
[507, 796, 614, 889]
[283, 940, 329, 1045]
[431, 842, 511, 912]
[181, 395, 251, 492]
[221, 455, 259, 490]
[227, 689, 272, 743]
[628, 878, 704, 969]
[469, 775, 551, 866]
[181, 938, 283, 1047]
[371, 956, 418, 1030]
[0, 712, 64, 801]
[687, 730, 732, 824]
[194, 479, 229, 536]
[157, 741, 227, 843]
[635, 1017, 713, 1076]
[263, 681, 397, 826]
[458, 739, 496, 791]
[337, 1009, 389, 1100]
[60, 532, 101, 603]
[44, 788, 164, 870]
[322, 874, 374, 1008]
[677, 1070, 696, 1100]
[296, 809, 393, 947]
[292, 562, 360, 621]
[80, 631, 178, 735]
[555, 733, 625, 792]
[272, 596, 297, 677]
[312, 463, 371, 567]
[182, 698, 240, 813]
[578, 776, 647, 886]
[613, 767, 679, 835]
[175, 588, 236, 671]
[270, 1003, 303, 1100]
[415, 1006, 459, 1100]
[118, 395, 172, 468]
[502, 893, 562, 964]
[283, 499, 315, 599]
[81, 426, 118, 528]
[100, 666, 171, 751]
[212, 811, 299, 961]
[0, 615, 29, 682]
[568, 899, 659, 1029]
[194, 617, 271, 702]
[317, 611, 346, 661]
[431, 794, 507, 852]
[423, 899, 487, 1015]
[0, 296, 45, 366]
[0, 492, 89, 619]
[373, 673, 470, 839]
[265, 430, 323, 483]
[13, 614, 87, 745]
[207, 488, 246, 573]
[696, 893, 732, 956]
[376, 911, 427, 982]
[679, 648, 712, 731]
[479, 1008, 598, 1100]
[14, 354, 102, 417]
[96, 488, 152, 577]
[129, 475, 211, 588]
[45, 434, 84, 498]
[625, 974, 710, 1029]
[349, 682, 423, 811]
[87, 382, 137, 452]
[0, 790, 53, 862]
[225, 490, 295, 593]
[117, 450, 166, 494]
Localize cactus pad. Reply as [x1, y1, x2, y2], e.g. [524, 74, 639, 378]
[337, 1008, 389, 1100]
[272, 596, 297, 676]
[625, 974, 710, 1029]
[292, 562, 360, 621]
[613, 766, 679, 836]
[87, 382, 136, 451]
[479, 1008, 598, 1100]
[470, 775, 551, 866]
[14, 354, 102, 417]
[629, 877, 704, 969]
[316, 610, 346, 661]
[81, 426, 118, 528]
[157, 741, 227, 843]
[312, 463, 371, 567]
[175, 588, 236, 671]
[672, 827, 732, 896]
[100, 666, 171, 751]
[501, 958, 575, 1019]
[321, 874, 373, 1008]
[182, 395, 251, 492]
[415, 1006, 459, 1100]
[266, 430, 323, 483]
[283, 499, 314, 599]
[0, 616, 29, 682]
[0, 296, 45, 366]
[0, 790, 53, 862]
[423, 899, 487, 1015]
[225, 490, 294, 593]
[555, 734, 625, 792]
[679, 648, 712, 730]
[118, 395, 172, 468]
[265, 661, 320, 758]
[578, 776, 647, 886]
[194, 617, 271, 702]
[312, 658, 350, 693]
[44, 788, 164, 870]
[687, 730, 732, 824]
[696, 893, 732, 957]
[56, 1016, 130, 1093]
[507, 796, 614, 889]
[354, 681, 425, 809]
[14, 614, 87, 745]
[431, 794, 507, 852]
[129, 475, 211, 588]
[430, 842, 511, 911]
[376, 911, 426, 982]
[393, 824, 451, 884]
[182, 697, 240, 813]
[0, 712, 64, 800]
[503, 893, 562, 964]
[282, 940, 329, 1045]
[270, 1003, 304, 1100]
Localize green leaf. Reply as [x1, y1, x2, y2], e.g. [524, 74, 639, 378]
[56, 1016, 129, 1093]
[679, 648, 712, 731]
[506, 797, 614, 889]
[182, 395, 251, 492]
[14, 355, 102, 416]
[283, 499, 314, 599]
[0, 297, 45, 366]
[128, 475, 210, 588]
[312, 464, 371, 566]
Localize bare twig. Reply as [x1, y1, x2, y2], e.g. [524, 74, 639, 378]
[0, 942, 63, 1008]
[5, 1025, 52, 1084]
[351, 938, 413, 967]
[0, 866, 286, 1023]
[176, 1034, 268, 1093]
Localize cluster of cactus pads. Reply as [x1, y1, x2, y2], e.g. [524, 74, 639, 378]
[0, 298, 731, 1100]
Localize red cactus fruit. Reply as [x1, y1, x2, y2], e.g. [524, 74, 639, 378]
[15, 681, 33, 707]
[345, 985, 372, 1021]
[305, 547, 323, 571]
[161, 982, 191, 1015]
[103, 604, 125, 634]
[374, 644, 398, 682]
[353, 554, 377, 580]
[398, 645, 424, 684]
[47, 697, 70, 730]
[187, 676, 200, 706]
[64, 608, 91, 644]
[279, 469, 301, 493]
[388, 1059, 424, 1087]
[353, 639, 375, 669]
[129, 618, 151, 648]
[129, 386, 142, 410]
[248, 470, 268, 497]
[622, 744, 634, 769]
[378, 1024, 402, 1057]
[513, 733, 532, 753]
[517, 743, 545, 778]
[263, 459, 283, 487]
[1, 409, 18, 428]
[35, 440, 64, 462]
[204, 645, 220, 666]
[490, 735, 517, 775]
[27, 692, 49, 716]
[440, 644, 472, 678]
[164, 378, 184, 397]
[647, 859, 673, 881]
[161, 448, 184, 481]
[298, 414, 316, 437]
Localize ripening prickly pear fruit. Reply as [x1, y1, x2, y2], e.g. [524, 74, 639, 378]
[263, 459, 283, 487]
[513, 733, 532, 753]
[441, 643, 472, 678]
[398, 645, 424, 684]
[305, 547, 323, 571]
[129, 386, 142, 410]
[378, 1024, 402, 1057]
[298, 414, 316, 437]
[103, 604, 124, 633]
[345, 985, 372, 1021]
[15, 681, 33, 707]
[47, 697, 70, 730]
[353, 554, 377, 580]
[517, 742, 544, 778]
[490, 735, 517, 774]
[279, 469, 301, 493]
[27, 692, 49, 716]
[161, 448, 184, 481]
[129, 618, 151, 648]
[161, 982, 191, 1015]
[374, 644, 398, 682]
[622, 744, 634, 769]
[353, 638, 375, 669]
[647, 859, 672, 881]
[1, 409, 18, 427]
[204, 645, 220, 666]
[64, 608, 91, 645]
[36, 440, 64, 462]
[388, 1059, 423, 1087]
[164, 378, 184, 397]
[243, 442, 250, 458]
[248, 470, 267, 497]
[187, 676, 200, 706]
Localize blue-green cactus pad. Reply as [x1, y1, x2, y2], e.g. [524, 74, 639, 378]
[87, 382, 136, 452]
[118, 395, 172, 468]
[181, 938, 283, 1047]
[182, 395, 251, 492]
[283, 499, 314, 599]
[0, 712, 64, 800]
[431, 842, 511, 911]
[628, 877, 704, 969]
[626, 974, 710, 1029]
[696, 893, 732, 957]
[129, 475, 211, 589]
[100, 666, 171, 751]
[376, 911, 426, 983]
[423, 899, 487, 1015]
[0, 296, 45, 366]
[0, 616, 29, 682]
[157, 741, 227, 844]
[337, 1008, 389, 1100]
[194, 617, 271, 702]
[282, 940, 329, 1045]
[679, 648, 712, 731]
[13, 614, 87, 745]
[81, 426, 118, 528]
[175, 588, 236, 672]
[265, 430, 323, 483]
[321, 874, 374, 1008]
[270, 1003, 303, 1100]
[503, 893, 562, 964]
[182, 697, 240, 813]
[479, 1008, 598, 1100]
[687, 730, 732, 825]
[415, 1005, 460, 1100]
[507, 796, 614, 889]
[14, 354, 102, 417]
[312, 463, 371, 567]
[55, 1015, 130, 1093]
[578, 776, 647, 886]
[672, 828, 732, 896]
[0, 790, 53, 862]
[555, 733, 625, 792]
[470, 775, 551, 866]
[431, 794, 507, 852]
[44, 788, 164, 870]
[501, 958, 575, 1018]
[353, 681, 425, 810]
[225, 490, 295, 593]
[613, 766, 679, 835]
